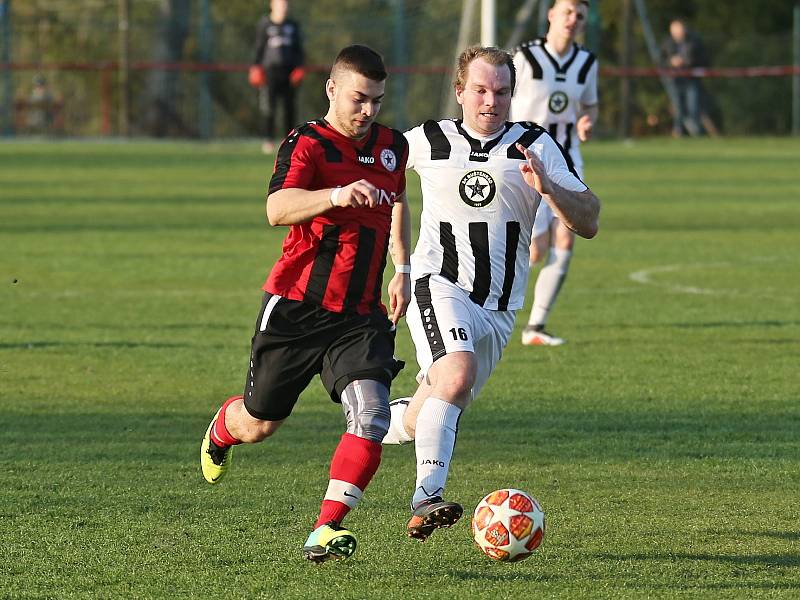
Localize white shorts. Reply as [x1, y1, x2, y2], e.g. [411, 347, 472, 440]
[532, 159, 584, 239]
[406, 275, 516, 402]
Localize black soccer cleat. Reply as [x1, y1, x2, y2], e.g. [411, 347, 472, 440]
[406, 496, 463, 541]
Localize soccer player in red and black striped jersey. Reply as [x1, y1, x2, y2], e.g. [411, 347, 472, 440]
[200, 45, 412, 563]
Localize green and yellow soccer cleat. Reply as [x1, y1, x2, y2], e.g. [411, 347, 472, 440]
[302, 521, 357, 563]
[200, 408, 233, 484]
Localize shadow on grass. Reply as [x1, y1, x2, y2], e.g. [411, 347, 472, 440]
[691, 583, 800, 591]
[705, 529, 800, 542]
[5, 404, 799, 464]
[4, 408, 343, 464]
[594, 551, 800, 568]
[748, 531, 800, 542]
[458, 404, 800, 461]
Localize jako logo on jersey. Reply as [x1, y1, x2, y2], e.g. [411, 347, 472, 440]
[358, 155, 376, 164]
[420, 459, 445, 467]
[380, 148, 397, 172]
[458, 170, 496, 208]
[470, 151, 490, 160]
[549, 91, 569, 114]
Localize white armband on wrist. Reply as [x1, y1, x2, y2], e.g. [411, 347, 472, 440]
[329, 186, 342, 207]
[395, 264, 411, 274]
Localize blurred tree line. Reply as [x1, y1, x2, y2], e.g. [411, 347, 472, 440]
[5, 0, 798, 137]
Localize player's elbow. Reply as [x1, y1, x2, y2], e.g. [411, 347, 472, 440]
[580, 221, 599, 239]
[265, 195, 283, 226]
[576, 196, 600, 239]
[265, 208, 277, 227]
[584, 203, 601, 239]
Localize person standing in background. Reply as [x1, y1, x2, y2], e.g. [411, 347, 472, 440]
[27, 74, 55, 134]
[251, 0, 305, 153]
[661, 17, 709, 137]
[510, 0, 599, 346]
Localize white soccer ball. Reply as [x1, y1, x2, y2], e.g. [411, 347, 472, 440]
[472, 488, 545, 562]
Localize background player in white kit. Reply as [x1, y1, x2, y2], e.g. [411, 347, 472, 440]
[510, 0, 599, 346]
[383, 46, 600, 541]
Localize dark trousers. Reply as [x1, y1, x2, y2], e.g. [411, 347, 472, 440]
[673, 77, 702, 136]
[260, 66, 296, 140]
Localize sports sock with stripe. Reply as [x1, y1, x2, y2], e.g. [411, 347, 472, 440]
[315, 432, 382, 528]
[411, 397, 461, 509]
[210, 395, 243, 448]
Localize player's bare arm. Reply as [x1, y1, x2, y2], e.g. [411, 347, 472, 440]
[266, 179, 381, 225]
[576, 104, 599, 142]
[387, 192, 411, 324]
[517, 143, 599, 239]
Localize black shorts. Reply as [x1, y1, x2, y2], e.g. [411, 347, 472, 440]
[242, 293, 404, 421]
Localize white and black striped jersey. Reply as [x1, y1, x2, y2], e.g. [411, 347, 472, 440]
[510, 39, 598, 172]
[405, 119, 587, 312]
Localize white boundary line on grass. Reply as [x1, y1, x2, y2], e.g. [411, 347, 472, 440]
[628, 263, 734, 296]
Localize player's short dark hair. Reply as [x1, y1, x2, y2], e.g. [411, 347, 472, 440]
[551, 0, 589, 6]
[331, 45, 387, 82]
[454, 46, 516, 94]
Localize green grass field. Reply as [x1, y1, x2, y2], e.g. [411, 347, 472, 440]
[2, 138, 799, 599]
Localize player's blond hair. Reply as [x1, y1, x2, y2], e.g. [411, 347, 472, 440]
[453, 46, 516, 93]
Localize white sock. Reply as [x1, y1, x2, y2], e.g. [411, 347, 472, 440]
[412, 397, 461, 508]
[382, 398, 414, 445]
[528, 247, 572, 327]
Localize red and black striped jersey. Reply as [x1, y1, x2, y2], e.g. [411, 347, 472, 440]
[264, 119, 408, 315]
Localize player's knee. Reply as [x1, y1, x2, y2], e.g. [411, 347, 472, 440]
[355, 403, 390, 442]
[235, 416, 283, 443]
[437, 370, 475, 401]
[340, 379, 391, 442]
[529, 235, 549, 265]
[529, 244, 544, 265]
[429, 355, 476, 402]
[553, 221, 576, 250]
[402, 411, 417, 439]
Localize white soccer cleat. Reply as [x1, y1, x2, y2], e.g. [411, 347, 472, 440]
[521, 325, 565, 346]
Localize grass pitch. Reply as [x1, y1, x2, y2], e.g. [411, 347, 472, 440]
[1, 138, 799, 599]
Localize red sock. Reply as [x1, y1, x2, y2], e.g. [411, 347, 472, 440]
[314, 433, 382, 528]
[210, 395, 243, 448]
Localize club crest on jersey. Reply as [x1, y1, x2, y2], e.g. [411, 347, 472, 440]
[459, 170, 496, 208]
[380, 148, 397, 172]
[549, 91, 568, 114]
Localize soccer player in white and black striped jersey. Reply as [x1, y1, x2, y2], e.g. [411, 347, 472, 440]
[510, 0, 599, 346]
[382, 46, 600, 542]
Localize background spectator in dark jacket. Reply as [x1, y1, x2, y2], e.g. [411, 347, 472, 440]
[252, 0, 305, 152]
[661, 18, 709, 137]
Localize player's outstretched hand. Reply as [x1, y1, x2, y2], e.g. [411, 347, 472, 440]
[577, 114, 593, 142]
[387, 272, 411, 325]
[335, 179, 380, 208]
[516, 143, 554, 196]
